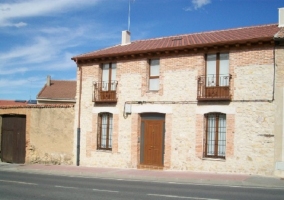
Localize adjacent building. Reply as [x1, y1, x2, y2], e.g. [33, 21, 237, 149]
[37, 75, 76, 104]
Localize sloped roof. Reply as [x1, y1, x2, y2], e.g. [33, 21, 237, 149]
[37, 80, 76, 101]
[0, 100, 28, 106]
[72, 24, 281, 61]
[274, 27, 284, 39]
[0, 104, 74, 109]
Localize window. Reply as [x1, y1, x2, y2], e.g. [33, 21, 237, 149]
[102, 63, 117, 91]
[206, 53, 229, 87]
[149, 59, 160, 90]
[205, 113, 226, 158]
[97, 113, 113, 150]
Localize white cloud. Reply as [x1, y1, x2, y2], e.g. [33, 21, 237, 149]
[0, 0, 101, 27]
[0, 78, 30, 88]
[14, 22, 27, 27]
[2, 21, 27, 27]
[0, 37, 53, 62]
[185, 0, 211, 11]
[192, 0, 211, 9]
[0, 20, 121, 72]
[0, 67, 28, 75]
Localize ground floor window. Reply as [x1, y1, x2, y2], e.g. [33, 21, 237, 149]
[205, 113, 226, 158]
[97, 113, 113, 150]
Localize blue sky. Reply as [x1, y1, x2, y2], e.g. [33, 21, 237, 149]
[0, 0, 283, 100]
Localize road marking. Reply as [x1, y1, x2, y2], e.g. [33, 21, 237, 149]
[0, 179, 37, 185]
[148, 193, 221, 200]
[90, 177, 284, 190]
[93, 188, 119, 193]
[55, 185, 78, 189]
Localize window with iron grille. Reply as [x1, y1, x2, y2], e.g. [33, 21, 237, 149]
[97, 113, 113, 150]
[205, 113, 226, 158]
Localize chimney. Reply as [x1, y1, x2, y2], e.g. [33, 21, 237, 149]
[279, 8, 284, 27]
[121, 30, 131, 45]
[46, 75, 51, 86]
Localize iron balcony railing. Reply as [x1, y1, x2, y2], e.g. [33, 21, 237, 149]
[93, 81, 118, 103]
[197, 74, 232, 101]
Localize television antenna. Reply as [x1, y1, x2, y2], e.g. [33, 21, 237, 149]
[128, 0, 135, 31]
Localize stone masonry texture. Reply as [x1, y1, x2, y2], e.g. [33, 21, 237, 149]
[74, 44, 283, 176]
[0, 107, 74, 165]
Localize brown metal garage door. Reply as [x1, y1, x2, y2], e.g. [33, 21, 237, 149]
[1, 115, 26, 163]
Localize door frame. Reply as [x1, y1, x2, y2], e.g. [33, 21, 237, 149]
[1, 115, 26, 163]
[139, 113, 165, 167]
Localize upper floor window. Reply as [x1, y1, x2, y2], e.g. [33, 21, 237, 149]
[102, 63, 117, 91]
[92, 63, 118, 103]
[197, 53, 231, 101]
[149, 59, 160, 91]
[206, 53, 229, 87]
[97, 113, 113, 150]
[205, 113, 226, 158]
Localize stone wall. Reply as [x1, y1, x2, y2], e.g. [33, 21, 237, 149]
[0, 105, 74, 165]
[274, 44, 284, 177]
[74, 45, 279, 175]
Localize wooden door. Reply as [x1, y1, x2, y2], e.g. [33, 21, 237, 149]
[1, 115, 26, 163]
[141, 114, 165, 167]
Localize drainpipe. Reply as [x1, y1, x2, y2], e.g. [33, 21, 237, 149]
[76, 63, 82, 166]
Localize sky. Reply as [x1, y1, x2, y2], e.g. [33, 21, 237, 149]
[0, 0, 283, 100]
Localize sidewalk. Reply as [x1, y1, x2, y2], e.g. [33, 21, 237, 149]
[0, 161, 283, 189]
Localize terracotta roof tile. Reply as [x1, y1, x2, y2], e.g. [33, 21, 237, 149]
[0, 100, 28, 106]
[274, 27, 284, 39]
[72, 24, 280, 60]
[37, 80, 76, 100]
[0, 104, 74, 109]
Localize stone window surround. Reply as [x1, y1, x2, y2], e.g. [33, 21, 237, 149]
[142, 58, 164, 96]
[86, 107, 119, 157]
[196, 106, 235, 160]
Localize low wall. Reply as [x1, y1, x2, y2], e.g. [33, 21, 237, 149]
[0, 104, 74, 165]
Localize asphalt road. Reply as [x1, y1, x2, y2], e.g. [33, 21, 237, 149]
[0, 171, 284, 200]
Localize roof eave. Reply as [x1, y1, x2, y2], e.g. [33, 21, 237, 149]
[37, 98, 76, 102]
[73, 36, 274, 62]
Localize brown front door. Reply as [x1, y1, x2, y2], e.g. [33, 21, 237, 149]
[1, 115, 26, 163]
[140, 114, 165, 167]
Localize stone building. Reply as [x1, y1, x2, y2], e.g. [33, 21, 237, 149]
[71, 10, 284, 176]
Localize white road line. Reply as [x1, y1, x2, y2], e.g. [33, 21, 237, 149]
[0, 179, 37, 185]
[93, 188, 119, 193]
[69, 176, 284, 190]
[148, 193, 221, 200]
[55, 185, 78, 189]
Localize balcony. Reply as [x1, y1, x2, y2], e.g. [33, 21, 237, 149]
[93, 81, 118, 103]
[197, 74, 232, 101]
